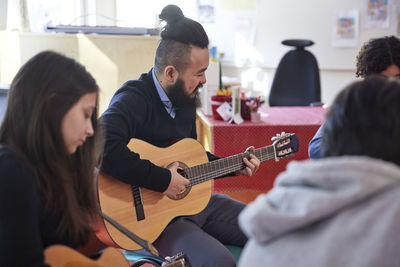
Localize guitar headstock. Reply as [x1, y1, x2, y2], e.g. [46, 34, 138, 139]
[271, 132, 299, 161]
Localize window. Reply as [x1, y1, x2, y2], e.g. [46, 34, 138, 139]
[115, 0, 197, 28]
[7, 0, 82, 32]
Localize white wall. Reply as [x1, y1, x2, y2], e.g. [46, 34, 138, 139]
[213, 0, 398, 105]
[0, 0, 7, 30]
[221, 65, 357, 106]
[252, 0, 397, 70]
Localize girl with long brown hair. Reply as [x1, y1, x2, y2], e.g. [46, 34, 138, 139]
[0, 51, 102, 266]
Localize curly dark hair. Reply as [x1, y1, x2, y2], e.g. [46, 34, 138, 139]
[356, 36, 400, 78]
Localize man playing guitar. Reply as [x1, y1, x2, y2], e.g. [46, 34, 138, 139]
[100, 5, 260, 266]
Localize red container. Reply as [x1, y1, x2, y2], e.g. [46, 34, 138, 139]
[240, 98, 261, 120]
[211, 95, 232, 120]
[240, 99, 251, 120]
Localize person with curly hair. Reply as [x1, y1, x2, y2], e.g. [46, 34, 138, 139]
[308, 35, 400, 159]
[356, 35, 400, 78]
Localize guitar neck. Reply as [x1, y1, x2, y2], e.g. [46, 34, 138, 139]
[186, 145, 275, 186]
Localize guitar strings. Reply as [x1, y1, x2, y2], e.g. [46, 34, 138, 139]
[186, 146, 276, 186]
[188, 156, 275, 186]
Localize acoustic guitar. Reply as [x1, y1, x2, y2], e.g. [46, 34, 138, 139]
[44, 245, 130, 267]
[97, 133, 298, 251]
[44, 245, 187, 267]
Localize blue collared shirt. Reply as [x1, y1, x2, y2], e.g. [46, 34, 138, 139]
[308, 122, 324, 159]
[152, 68, 176, 118]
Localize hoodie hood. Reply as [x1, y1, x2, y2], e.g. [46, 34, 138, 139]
[239, 156, 400, 244]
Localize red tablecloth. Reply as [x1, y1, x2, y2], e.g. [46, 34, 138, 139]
[197, 106, 328, 193]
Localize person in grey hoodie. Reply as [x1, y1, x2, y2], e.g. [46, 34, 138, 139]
[238, 75, 400, 267]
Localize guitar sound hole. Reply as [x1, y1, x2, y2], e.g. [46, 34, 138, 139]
[167, 161, 191, 200]
[175, 186, 191, 200]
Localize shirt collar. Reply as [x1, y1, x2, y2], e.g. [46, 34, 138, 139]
[152, 68, 176, 118]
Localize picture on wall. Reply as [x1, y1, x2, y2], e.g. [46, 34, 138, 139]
[364, 0, 390, 28]
[394, 3, 400, 36]
[198, 0, 215, 23]
[332, 10, 359, 47]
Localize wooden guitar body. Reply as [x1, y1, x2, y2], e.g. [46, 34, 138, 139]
[98, 138, 211, 251]
[44, 245, 130, 267]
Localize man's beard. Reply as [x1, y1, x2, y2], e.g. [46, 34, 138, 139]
[168, 78, 202, 109]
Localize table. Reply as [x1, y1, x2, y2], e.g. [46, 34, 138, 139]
[196, 106, 327, 203]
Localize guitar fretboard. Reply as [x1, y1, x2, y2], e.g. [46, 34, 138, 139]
[185, 145, 276, 186]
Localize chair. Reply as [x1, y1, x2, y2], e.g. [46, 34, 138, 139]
[268, 39, 322, 106]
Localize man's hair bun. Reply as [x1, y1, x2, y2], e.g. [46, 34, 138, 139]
[159, 5, 184, 23]
[158, 4, 209, 49]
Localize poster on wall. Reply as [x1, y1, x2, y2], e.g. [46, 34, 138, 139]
[394, 3, 400, 35]
[332, 10, 359, 47]
[198, 0, 215, 23]
[364, 0, 390, 28]
[210, 0, 258, 65]
[233, 15, 259, 66]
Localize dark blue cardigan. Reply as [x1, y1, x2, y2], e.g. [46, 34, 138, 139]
[100, 69, 218, 192]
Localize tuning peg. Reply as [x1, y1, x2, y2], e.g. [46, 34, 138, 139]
[271, 131, 286, 141]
